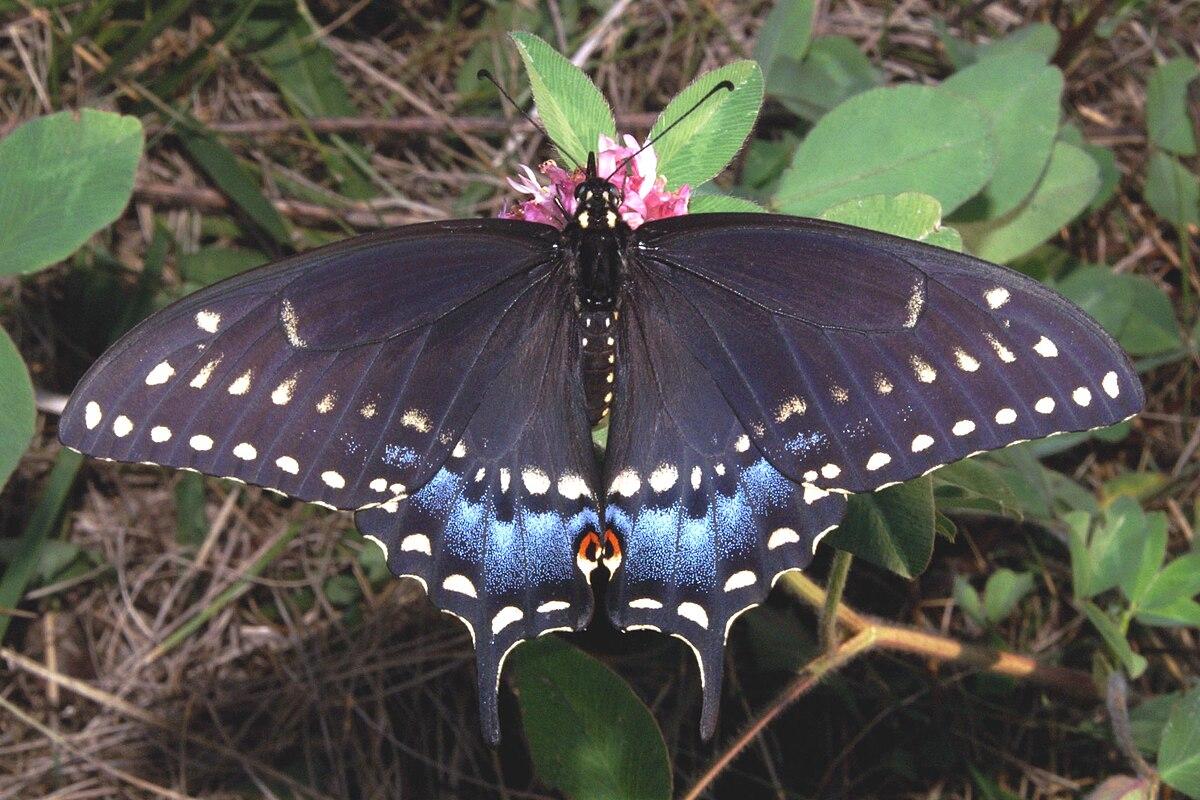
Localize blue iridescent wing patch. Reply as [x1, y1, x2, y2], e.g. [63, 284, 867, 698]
[356, 269, 600, 744]
[603, 270, 847, 738]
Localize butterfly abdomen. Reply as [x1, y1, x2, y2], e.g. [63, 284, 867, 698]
[579, 309, 616, 425]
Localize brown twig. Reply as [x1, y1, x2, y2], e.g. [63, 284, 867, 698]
[680, 572, 1101, 799]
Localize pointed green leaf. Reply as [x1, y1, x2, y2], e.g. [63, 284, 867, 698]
[982, 568, 1034, 623]
[1137, 597, 1200, 628]
[765, 36, 880, 122]
[953, 575, 985, 626]
[649, 61, 763, 189]
[1146, 57, 1199, 156]
[1139, 551, 1200, 610]
[1119, 509, 1167, 608]
[943, 54, 1063, 219]
[0, 327, 35, 489]
[1084, 601, 1147, 677]
[510, 31, 616, 166]
[958, 142, 1099, 263]
[776, 85, 994, 216]
[825, 477, 935, 578]
[753, 0, 815, 81]
[1144, 151, 1200, 228]
[0, 110, 143, 276]
[511, 636, 670, 800]
[1160, 686, 1200, 796]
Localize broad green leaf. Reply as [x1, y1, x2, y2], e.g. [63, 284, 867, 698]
[952, 575, 985, 626]
[1084, 601, 1147, 677]
[753, 0, 815, 81]
[1160, 686, 1200, 796]
[178, 247, 268, 286]
[977, 23, 1060, 64]
[765, 36, 880, 122]
[1130, 691, 1182, 755]
[1056, 266, 1182, 356]
[825, 477, 935, 578]
[933, 459, 1022, 519]
[958, 142, 1099, 263]
[1137, 597, 1200, 628]
[740, 133, 798, 191]
[688, 193, 768, 214]
[1118, 509, 1167, 608]
[1146, 57, 1199, 156]
[0, 327, 36, 488]
[0, 110, 142, 276]
[1139, 551, 1200, 610]
[1144, 151, 1200, 228]
[512, 636, 670, 800]
[177, 126, 291, 245]
[982, 569, 1034, 623]
[510, 32, 616, 167]
[776, 85, 993, 216]
[650, 61, 763, 189]
[819, 192, 961, 248]
[943, 54, 1063, 219]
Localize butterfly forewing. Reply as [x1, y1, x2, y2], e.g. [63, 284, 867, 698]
[60, 220, 560, 511]
[356, 267, 599, 743]
[636, 214, 1143, 494]
[603, 269, 847, 739]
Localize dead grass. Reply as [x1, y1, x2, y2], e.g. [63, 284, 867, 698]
[1, 0, 1198, 797]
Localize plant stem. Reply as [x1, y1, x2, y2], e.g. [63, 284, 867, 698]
[819, 549, 854, 652]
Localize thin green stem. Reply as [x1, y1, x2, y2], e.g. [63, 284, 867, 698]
[819, 549, 854, 652]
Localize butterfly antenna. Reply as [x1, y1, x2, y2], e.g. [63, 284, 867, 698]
[479, 69, 581, 170]
[605, 80, 735, 182]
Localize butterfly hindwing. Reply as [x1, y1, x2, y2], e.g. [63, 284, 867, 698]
[604, 271, 846, 739]
[356, 268, 600, 744]
[60, 220, 560, 511]
[636, 214, 1143, 494]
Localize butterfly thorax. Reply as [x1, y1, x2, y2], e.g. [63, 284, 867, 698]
[564, 155, 631, 312]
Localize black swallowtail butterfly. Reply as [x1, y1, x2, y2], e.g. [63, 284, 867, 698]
[61, 116, 1142, 744]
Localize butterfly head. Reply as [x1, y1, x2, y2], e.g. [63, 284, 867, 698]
[572, 152, 623, 231]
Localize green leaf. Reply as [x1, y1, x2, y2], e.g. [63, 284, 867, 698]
[1160, 686, 1200, 796]
[0, 110, 143, 276]
[510, 31, 616, 166]
[0, 327, 35, 489]
[1119, 509, 1167, 608]
[1146, 57, 1199, 156]
[248, 14, 373, 198]
[982, 568, 1034, 623]
[765, 36, 880, 122]
[753, 0, 815, 81]
[1056, 266, 1182, 356]
[1137, 597, 1200, 628]
[943, 54, 1063, 219]
[976, 23, 1060, 64]
[776, 85, 994, 216]
[819, 192, 961, 248]
[650, 61, 764, 189]
[933, 459, 1022, 519]
[1083, 601, 1147, 677]
[1130, 691, 1182, 755]
[512, 636, 671, 800]
[174, 473, 208, 547]
[825, 477, 935, 578]
[177, 125, 291, 245]
[1144, 151, 1200, 228]
[957, 142, 1099, 263]
[178, 247, 268, 286]
[688, 193, 768, 214]
[1139, 551, 1200, 610]
[953, 575, 985, 626]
